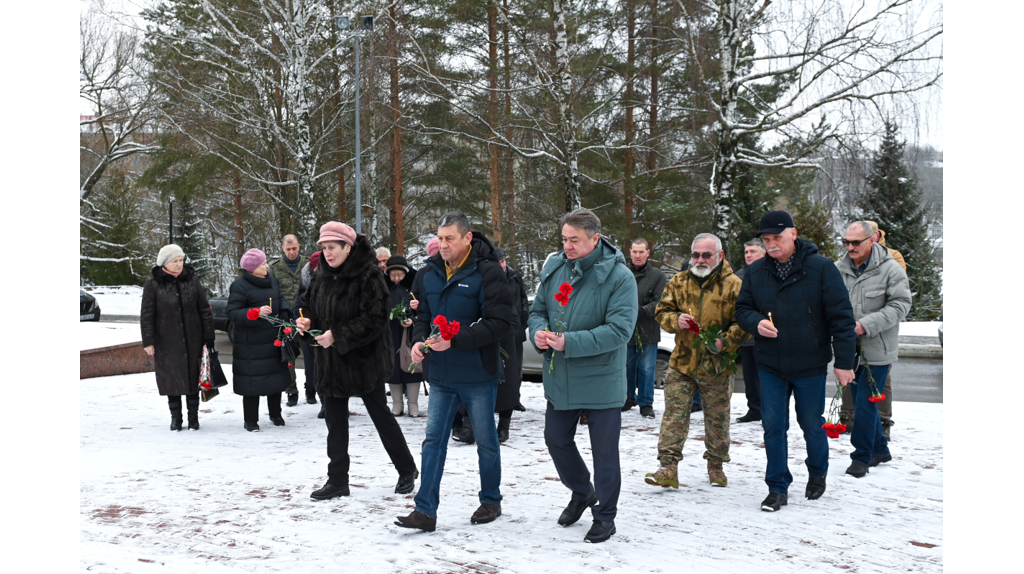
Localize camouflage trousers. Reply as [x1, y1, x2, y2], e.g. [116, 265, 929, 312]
[657, 368, 734, 466]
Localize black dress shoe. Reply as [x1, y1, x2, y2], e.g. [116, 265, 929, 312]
[736, 411, 761, 423]
[514, 402, 526, 412]
[640, 405, 655, 419]
[395, 470, 419, 494]
[805, 476, 826, 500]
[558, 492, 598, 526]
[870, 453, 892, 467]
[846, 462, 869, 478]
[270, 415, 286, 426]
[310, 483, 350, 500]
[761, 492, 788, 512]
[470, 503, 502, 524]
[244, 422, 260, 432]
[621, 398, 636, 412]
[306, 391, 318, 405]
[287, 393, 299, 407]
[690, 402, 703, 413]
[584, 520, 616, 543]
[395, 510, 436, 532]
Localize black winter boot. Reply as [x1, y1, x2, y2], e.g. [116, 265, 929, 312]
[185, 393, 200, 430]
[497, 412, 512, 443]
[168, 396, 183, 431]
[454, 415, 475, 444]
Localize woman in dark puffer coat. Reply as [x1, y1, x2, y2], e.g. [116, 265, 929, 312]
[226, 248, 293, 432]
[385, 255, 425, 417]
[140, 244, 215, 431]
[296, 222, 418, 501]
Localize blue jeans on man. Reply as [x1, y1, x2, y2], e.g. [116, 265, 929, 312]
[849, 364, 891, 465]
[626, 343, 657, 407]
[414, 381, 502, 519]
[759, 370, 829, 495]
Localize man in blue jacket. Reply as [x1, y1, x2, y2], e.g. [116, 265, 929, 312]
[734, 211, 856, 512]
[394, 212, 514, 532]
[529, 208, 638, 543]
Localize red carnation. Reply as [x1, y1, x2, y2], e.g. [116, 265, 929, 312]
[442, 321, 460, 341]
[433, 315, 448, 327]
[274, 339, 283, 347]
[836, 424, 847, 433]
[826, 430, 840, 439]
[554, 292, 569, 306]
[284, 327, 292, 335]
[247, 308, 261, 321]
[686, 319, 700, 335]
[876, 393, 886, 401]
[288, 363, 293, 368]
[559, 282, 573, 295]
[822, 422, 835, 431]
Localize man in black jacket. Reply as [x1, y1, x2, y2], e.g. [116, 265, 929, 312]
[624, 238, 667, 419]
[734, 211, 856, 512]
[394, 212, 514, 532]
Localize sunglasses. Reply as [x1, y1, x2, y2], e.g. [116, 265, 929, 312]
[691, 251, 716, 261]
[841, 238, 871, 247]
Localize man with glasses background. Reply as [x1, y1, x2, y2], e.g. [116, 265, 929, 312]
[646, 233, 748, 490]
[734, 210, 856, 512]
[835, 221, 911, 478]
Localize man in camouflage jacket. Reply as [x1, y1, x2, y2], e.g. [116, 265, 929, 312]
[268, 234, 310, 405]
[646, 233, 748, 489]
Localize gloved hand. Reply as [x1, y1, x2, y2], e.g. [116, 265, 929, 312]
[205, 339, 216, 351]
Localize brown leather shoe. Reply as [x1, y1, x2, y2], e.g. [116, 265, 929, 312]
[394, 510, 436, 532]
[470, 503, 502, 524]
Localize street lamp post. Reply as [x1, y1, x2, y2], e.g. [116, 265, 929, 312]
[168, 197, 175, 244]
[336, 15, 374, 235]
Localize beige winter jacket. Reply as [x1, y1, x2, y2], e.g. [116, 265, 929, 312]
[836, 243, 912, 365]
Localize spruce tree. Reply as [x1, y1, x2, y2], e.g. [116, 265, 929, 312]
[860, 122, 942, 321]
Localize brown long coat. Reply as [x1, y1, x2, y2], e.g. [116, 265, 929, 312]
[140, 265, 215, 396]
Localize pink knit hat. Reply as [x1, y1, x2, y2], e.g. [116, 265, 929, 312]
[317, 221, 356, 247]
[240, 248, 267, 273]
[426, 237, 440, 257]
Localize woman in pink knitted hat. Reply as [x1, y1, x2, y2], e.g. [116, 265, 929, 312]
[296, 222, 418, 500]
[225, 247, 294, 431]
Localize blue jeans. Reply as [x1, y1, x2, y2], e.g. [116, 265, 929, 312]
[626, 343, 657, 406]
[414, 381, 502, 519]
[849, 365, 891, 465]
[760, 370, 829, 495]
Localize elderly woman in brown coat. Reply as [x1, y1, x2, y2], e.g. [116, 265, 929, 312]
[140, 244, 216, 431]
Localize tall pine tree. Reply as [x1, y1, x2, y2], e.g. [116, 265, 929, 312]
[860, 122, 942, 321]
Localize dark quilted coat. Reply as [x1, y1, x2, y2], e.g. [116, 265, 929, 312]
[140, 265, 215, 396]
[300, 236, 394, 398]
[226, 272, 292, 396]
[388, 271, 424, 387]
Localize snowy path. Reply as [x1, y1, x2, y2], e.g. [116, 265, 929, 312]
[81, 370, 942, 573]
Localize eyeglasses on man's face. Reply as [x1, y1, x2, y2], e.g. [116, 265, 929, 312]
[841, 237, 871, 247]
[691, 251, 716, 261]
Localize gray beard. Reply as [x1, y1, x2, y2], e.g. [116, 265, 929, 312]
[689, 264, 713, 278]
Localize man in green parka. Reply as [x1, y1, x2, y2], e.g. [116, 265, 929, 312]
[528, 208, 638, 544]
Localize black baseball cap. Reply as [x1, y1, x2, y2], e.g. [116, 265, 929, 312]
[757, 210, 795, 236]
[494, 247, 507, 260]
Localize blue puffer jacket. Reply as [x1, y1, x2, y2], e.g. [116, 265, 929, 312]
[412, 233, 514, 385]
[734, 238, 856, 379]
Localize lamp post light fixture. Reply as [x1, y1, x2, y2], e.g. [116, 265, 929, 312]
[168, 197, 175, 245]
[335, 15, 374, 234]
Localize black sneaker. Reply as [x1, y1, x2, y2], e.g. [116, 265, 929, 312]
[736, 411, 761, 423]
[287, 393, 299, 407]
[761, 492, 788, 512]
[310, 483, 350, 500]
[639, 405, 655, 419]
[244, 422, 260, 432]
[870, 453, 892, 467]
[845, 461, 869, 478]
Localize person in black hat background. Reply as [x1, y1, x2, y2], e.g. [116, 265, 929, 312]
[493, 247, 529, 442]
[385, 255, 425, 417]
[734, 210, 857, 512]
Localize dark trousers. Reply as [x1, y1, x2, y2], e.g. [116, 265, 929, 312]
[739, 346, 761, 416]
[242, 393, 281, 424]
[544, 403, 621, 522]
[323, 385, 417, 485]
[301, 341, 317, 394]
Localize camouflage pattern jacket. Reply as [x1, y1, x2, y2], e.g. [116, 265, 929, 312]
[268, 254, 307, 311]
[655, 260, 749, 378]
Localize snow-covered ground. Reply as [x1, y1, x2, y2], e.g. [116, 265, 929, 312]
[80, 322, 144, 351]
[84, 285, 145, 316]
[81, 368, 943, 573]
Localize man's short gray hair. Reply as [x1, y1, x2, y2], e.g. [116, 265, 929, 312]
[631, 237, 651, 251]
[559, 208, 601, 237]
[375, 247, 391, 259]
[743, 238, 765, 251]
[848, 221, 874, 238]
[437, 211, 472, 235]
[691, 233, 723, 252]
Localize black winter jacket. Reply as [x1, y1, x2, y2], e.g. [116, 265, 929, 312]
[734, 239, 857, 379]
[506, 266, 529, 343]
[300, 236, 394, 398]
[628, 261, 668, 346]
[388, 270, 423, 386]
[140, 265, 215, 396]
[226, 272, 292, 396]
[413, 233, 514, 385]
